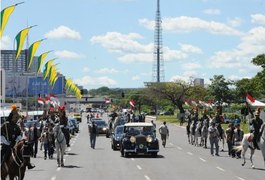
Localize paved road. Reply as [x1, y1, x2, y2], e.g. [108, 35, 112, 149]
[24, 113, 264, 180]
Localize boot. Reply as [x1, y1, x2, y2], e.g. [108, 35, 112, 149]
[27, 163, 35, 170]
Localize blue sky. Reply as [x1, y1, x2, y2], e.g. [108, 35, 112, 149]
[1, 0, 265, 89]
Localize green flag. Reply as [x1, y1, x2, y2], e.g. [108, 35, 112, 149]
[37, 51, 52, 74]
[28, 39, 43, 70]
[1, 5, 16, 37]
[43, 59, 55, 80]
[15, 27, 30, 60]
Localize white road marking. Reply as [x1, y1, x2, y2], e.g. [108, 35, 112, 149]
[236, 176, 246, 180]
[199, 157, 206, 162]
[131, 158, 135, 161]
[51, 176, 56, 180]
[187, 152, 193, 156]
[56, 167, 61, 171]
[177, 146, 182, 150]
[216, 166, 225, 172]
[136, 165, 142, 170]
[144, 175, 151, 180]
[169, 143, 174, 146]
[65, 154, 69, 157]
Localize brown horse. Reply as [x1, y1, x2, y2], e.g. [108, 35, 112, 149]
[1, 140, 32, 180]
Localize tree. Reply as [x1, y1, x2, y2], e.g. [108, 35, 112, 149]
[251, 54, 265, 96]
[146, 81, 191, 114]
[208, 75, 233, 113]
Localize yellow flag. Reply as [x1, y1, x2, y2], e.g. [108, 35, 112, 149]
[15, 27, 30, 60]
[1, 5, 16, 37]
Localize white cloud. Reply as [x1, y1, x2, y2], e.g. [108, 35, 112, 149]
[179, 43, 203, 54]
[91, 32, 201, 63]
[182, 63, 202, 71]
[251, 14, 265, 25]
[54, 50, 84, 59]
[227, 75, 248, 81]
[0, 36, 12, 49]
[95, 68, 118, 74]
[45, 26, 81, 40]
[169, 71, 198, 83]
[209, 26, 265, 70]
[132, 75, 140, 81]
[139, 16, 243, 36]
[91, 32, 146, 54]
[83, 67, 90, 73]
[227, 17, 243, 27]
[75, 75, 117, 88]
[203, 9, 221, 15]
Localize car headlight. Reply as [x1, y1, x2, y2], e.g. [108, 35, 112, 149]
[130, 136, 136, 143]
[146, 136, 153, 143]
[103, 127, 107, 131]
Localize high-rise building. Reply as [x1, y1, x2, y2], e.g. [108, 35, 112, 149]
[1, 50, 29, 74]
[0, 69, 6, 103]
[194, 78, 204, 86]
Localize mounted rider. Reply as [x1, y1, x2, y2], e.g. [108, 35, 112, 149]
[58, 106, 70, 147]
[250, 109, 263, 150]
[0, 104, 35, 169]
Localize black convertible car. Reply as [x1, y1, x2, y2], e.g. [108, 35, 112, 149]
[111, 125, 124, 150]
[120, 122, 159, 157]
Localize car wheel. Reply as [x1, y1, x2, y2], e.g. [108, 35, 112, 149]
[124, 152, 129, 158]
[151, 152, 157, 158]
[120, 148, 124, 157]
[111, 143, 114, 150]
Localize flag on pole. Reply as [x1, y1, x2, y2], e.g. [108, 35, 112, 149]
[1, 5, 16, 37]
[37, 51, 51, 74]
[246, 94, 265, 107]
[43, 59, 55, 80]
[37, 97, 45, 105]
[129, 100, 136, 108]
[45, 97, 50, 105]
[28, 39, 43, 69]
[15, 27, 31, 60]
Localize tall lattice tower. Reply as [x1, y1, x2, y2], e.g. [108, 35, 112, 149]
[152, 0, 164, 82]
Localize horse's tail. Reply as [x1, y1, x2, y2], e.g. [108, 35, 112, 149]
[233, 142, 243, 152]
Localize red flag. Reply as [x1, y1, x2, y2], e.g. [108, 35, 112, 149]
[37, 97, 45, 105]
[129, 100, 136, 108]
[246, 94, 255, 104]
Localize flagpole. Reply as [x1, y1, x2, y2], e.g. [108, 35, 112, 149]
[12, 38, 16, 103]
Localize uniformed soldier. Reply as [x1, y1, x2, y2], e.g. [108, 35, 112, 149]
[58, 106, 71, 147]
[250, 110, 263, 150]
[0, 105, 35, 169]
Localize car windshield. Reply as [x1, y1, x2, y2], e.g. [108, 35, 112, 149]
[94, 120, 106, 126]
[69, 119, 77, 124]
[125, 126, 154, 136]
[115, 126, 124, 134]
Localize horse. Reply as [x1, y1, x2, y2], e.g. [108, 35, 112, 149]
[190, 121, 196, 145]
[53, 123, 66, 167]
[1, 140, 32, 180]
[216, 123, 225, 151]
[234, 124, 265, 168]
[186, 116, 192, 144]
[201, 119, 209, 148]
[195, 121, 202, 146]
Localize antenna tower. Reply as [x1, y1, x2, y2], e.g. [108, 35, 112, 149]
[152, 0, 164, 82]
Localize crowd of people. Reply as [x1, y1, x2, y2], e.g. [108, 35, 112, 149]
[1, 104, 75, 173]
[185, 107, 264, 158]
